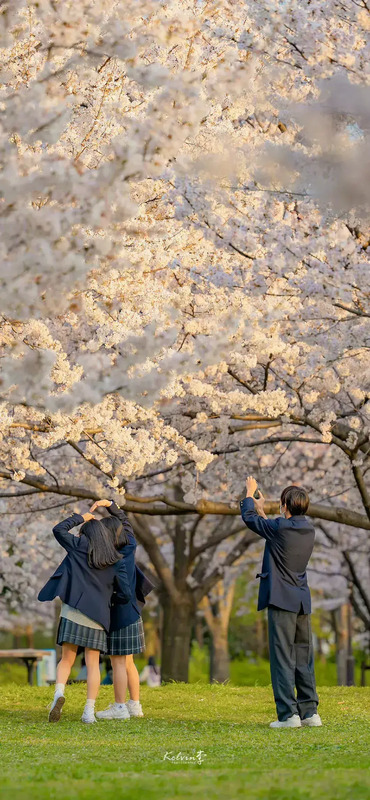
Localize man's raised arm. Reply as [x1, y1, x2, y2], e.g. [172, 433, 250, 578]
[240, 476, 280, 542]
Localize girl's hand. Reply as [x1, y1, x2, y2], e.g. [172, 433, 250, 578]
[82, 512, 95, 522]
[89, 499, 111, 513]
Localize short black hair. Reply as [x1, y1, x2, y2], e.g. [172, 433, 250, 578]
[280, 485, 309, 516]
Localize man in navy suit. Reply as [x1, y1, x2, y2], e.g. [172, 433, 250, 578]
[240, 476, 321, 729]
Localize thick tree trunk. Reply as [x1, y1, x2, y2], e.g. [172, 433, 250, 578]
[332, 604, 354, 686]
[195, 618, 204, 649]
[210, 630, 230, 683]
[160, 591, 195, 683]
[332, 606, 346, 685]
[26, 624, 34, 648]
[201, 580, 235, 684]
[255, 615, 267, 658]
[143, 614, 161, 659]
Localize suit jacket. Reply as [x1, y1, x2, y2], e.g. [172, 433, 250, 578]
[38, 513, 132, 632]
[240, 497, 315, 613]
[107, 502, 155, 631]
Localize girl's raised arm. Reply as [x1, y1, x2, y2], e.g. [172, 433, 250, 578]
[52, 512, 93, 552]
[90, 499, 135, 539]
[114, 558, 132, 604]
[108, 501, 135, 538]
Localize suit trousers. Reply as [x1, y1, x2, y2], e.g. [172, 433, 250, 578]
[267, 604, 319, 721]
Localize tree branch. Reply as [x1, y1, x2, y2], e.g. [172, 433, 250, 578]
[333, 303, 370, 318]
[352, 464, 370, 521]
[191, 525, 246, 561]
[0, 471, 369, 528]
[343, 549, 370, 615]
[194, 530, 258, 603]
[350, 590, 370, 629]
[129, 514, 181, 604]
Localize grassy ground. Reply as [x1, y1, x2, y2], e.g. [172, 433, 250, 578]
[0, 683, 369, 800]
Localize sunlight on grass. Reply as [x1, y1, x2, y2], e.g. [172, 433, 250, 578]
[0, 684, 369, 800]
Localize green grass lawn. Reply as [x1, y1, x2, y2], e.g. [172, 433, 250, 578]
[0, 684, 369, 800]
[1, 652, 347, 687]
[188, 647, 354, 687]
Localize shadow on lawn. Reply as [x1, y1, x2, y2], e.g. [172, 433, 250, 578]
[0, 706, 282, 731]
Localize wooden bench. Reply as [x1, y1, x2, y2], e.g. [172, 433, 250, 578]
[0, 649, 47, 685]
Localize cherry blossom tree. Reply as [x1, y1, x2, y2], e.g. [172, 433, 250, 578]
[0, 1, 369, 679]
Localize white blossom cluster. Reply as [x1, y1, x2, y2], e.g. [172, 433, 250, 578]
[0, 1, 369, 626]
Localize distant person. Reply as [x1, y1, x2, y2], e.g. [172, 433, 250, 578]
[140, 656, 161, 687]
[89, 499, 154, 721]
[38, 510, 131, 724]
[240, 477, 321, 729]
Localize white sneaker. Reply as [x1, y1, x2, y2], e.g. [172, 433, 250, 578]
[48, 694, 65, 723]
[269, 714, 302, 729]
[81, 707, 96, 724]
[96, 703, 130, 721]
[126, 699, 144, 718]
[301, 713, 322, 727]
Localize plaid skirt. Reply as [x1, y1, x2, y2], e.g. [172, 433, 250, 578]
[107, 617, 145, 656]
[57, 617, 107, 653]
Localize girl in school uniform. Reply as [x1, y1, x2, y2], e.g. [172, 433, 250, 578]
[88, 499, 151, 721]
[38, 509, 132, 724]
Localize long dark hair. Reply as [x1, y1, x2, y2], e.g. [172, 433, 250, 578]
[80, 519, 123, 569]
[102, 516, 130, 550]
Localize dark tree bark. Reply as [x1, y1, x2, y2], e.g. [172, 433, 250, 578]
[130, 512, 256, 683]
[201, 580, 235, 683]
[255, 614, 268, 659]
[209, 630, 230, 683]
[160, 588, 195, 683]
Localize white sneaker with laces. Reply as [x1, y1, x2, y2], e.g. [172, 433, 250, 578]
[81, 707, 96, 724]
[269, 714, 302, 729]
[96, 703, 130, 720]
[126, 699, 144, 718]
[301, 713, 322, 727]
[48, 694, 65, 723]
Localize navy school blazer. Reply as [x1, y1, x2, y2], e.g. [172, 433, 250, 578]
[106, 501, 155, 632]
[38, 513, 132, 633]
[240, 497, 315, 614]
